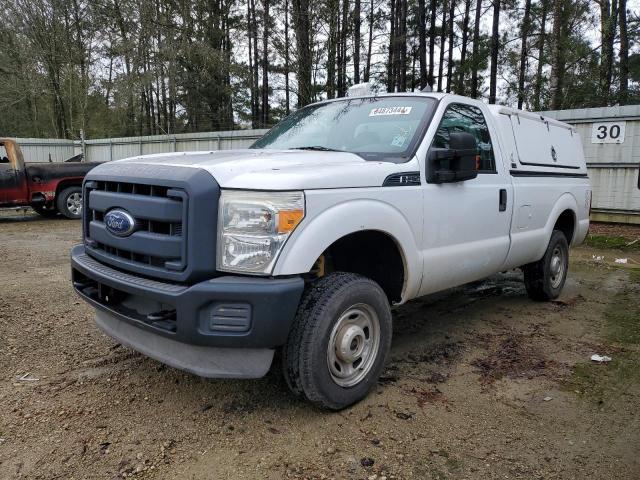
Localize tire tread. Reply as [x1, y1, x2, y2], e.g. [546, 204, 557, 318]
[283, 272, 390, 410]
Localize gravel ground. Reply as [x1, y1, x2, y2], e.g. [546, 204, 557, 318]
[1, 213, 639, 480]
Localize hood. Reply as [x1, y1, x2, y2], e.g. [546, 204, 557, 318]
[108, 149, 417, 190]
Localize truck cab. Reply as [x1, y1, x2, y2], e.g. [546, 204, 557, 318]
[0, 139, 29, 206]
[71, 89, 590, 409]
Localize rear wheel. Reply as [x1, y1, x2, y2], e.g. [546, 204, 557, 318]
[283, 272, 392, 410]
[56, 186, 83, 219]
[523, 230, 569, 301]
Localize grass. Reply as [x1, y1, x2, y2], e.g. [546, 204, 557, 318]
[565, 270, 640, 405]
[584, 234, 640, 251]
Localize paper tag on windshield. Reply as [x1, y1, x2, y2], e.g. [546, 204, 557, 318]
[369, 106, 413, 117]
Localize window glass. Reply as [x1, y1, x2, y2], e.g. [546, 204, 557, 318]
[432, 103, 496, 172]
[252, 96, 437, 160]
[0, 144, 9, 164]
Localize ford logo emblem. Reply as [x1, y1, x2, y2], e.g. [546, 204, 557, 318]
[104, 209, 136, 237]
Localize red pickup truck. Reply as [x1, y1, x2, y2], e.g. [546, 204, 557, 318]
[0, 138, 99, 219]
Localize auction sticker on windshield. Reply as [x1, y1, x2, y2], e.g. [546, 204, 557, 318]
[369, 106, 413, 116]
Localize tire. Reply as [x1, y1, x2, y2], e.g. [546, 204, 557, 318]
[282, 272, 392, 410]
[56, 186, 83, 219]
[32, 204, 59, 218]
[523, 230, 569, 301]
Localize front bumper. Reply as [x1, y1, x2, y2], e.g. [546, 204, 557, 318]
[71, 244, 304, 377]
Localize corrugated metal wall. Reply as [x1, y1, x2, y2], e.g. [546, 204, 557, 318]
[543, 106, 640, 223]
[12, 112, 640, 223]
[12, 138, 76, 163]
[13, 129, 269, 164]
[82, 130, 269, 163]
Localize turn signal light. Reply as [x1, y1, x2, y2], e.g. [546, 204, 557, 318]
[278, 210, 304, 233]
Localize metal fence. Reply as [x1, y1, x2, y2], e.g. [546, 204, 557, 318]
[14, 129, 269, 164]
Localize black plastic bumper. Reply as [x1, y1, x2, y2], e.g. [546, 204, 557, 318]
[71, 244, 304, 349]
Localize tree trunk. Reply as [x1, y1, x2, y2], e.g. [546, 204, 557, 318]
[327, 0, 338, 98]
[292, 0, 312, 106]
[533, 0, 548, 111]
[249, 0, 260, 126]
[354, 0, 361, 84]
[364, 0, 374, 81]
[457, 0, 471, 94]
[261, 0, 269, 126]
[550, 0, 565, 109]
[247, 0, 254, 124]
[398, 0, 407, 92]
[284, 0, 290, 114]
[446, 0, 455, 93]
[619, 0, 629, 105]
[488, 0, 500, 104]
[599, 0, 618, 104]
[438, 0, 448, 92]
[470, 0, 482, 98]
[252, 0, 260, 121]
[387, 0, 395, 92]
[428, 0, 437, 87]
[517, 0, 532, 109]
[113, 0, 135, 135]
[337, 0, 350, 96]
[418, 0, 427, 88]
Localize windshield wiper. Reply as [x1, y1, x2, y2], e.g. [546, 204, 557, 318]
[292, 146, 343, 152]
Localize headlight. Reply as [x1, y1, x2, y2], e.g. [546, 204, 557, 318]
[217, 190, 305, 274]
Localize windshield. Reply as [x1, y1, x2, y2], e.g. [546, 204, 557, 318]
[252, 96, 437, 161]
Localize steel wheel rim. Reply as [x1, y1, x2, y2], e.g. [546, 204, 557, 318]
[327, 303, 380, 387]
[67, 193, 82, 215]
[550, 246, 565, 289]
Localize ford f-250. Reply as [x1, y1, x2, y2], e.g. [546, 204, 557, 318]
[1, 138, 98, 218]
[71, 88, 591, 409]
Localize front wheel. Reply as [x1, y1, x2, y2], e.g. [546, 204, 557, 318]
[523, 229, 569, 301]
[283, 272, 392, 410]
[56, 186, 83, 219]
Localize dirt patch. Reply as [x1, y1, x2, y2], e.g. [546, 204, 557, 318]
[472, 331, 562, 385]
[404, 386, 446, 407]
[1, 217, 640, 479]
[564, 270, 640, 406]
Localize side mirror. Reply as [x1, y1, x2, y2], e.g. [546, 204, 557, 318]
[426, 132, 479, 184]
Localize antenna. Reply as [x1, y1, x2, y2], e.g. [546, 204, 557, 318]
[421, 85, 433, 93]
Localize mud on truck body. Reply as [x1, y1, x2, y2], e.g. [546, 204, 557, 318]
[0, 138, 98, 218]
[71, 88, 591, 409]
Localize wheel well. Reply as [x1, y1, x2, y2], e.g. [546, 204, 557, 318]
[55, 180, 82, 197]
[314, 230, 405, 304]
[554, 209, 576, 244]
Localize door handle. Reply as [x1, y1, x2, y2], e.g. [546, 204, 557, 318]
[499, 189, 507, 212]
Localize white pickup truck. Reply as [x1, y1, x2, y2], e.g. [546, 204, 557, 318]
[71, 88, 590, 409]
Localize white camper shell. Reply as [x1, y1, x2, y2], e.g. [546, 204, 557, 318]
[490, 106, 588, 174]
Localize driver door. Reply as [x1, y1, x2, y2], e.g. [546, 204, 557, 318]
[419, 102, 513, 295]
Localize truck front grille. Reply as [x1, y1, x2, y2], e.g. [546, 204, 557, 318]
[84, 180, 188, 278]
[82, 163, 220, 284]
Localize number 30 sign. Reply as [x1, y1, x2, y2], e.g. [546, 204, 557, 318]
[591, 121, 626, 144]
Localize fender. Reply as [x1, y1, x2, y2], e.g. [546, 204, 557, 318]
[528, 192, 579, 263]
[32, 176, 84, 203]
[273, 198, 422, 302]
